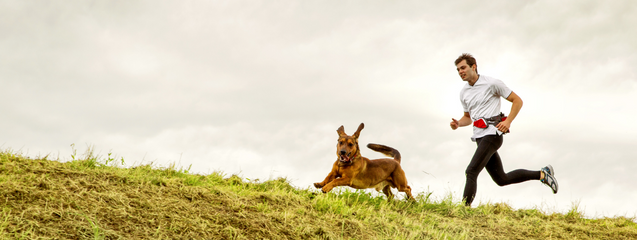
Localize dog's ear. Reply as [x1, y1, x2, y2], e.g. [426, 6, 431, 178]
[337, 125, 346, 137]
[353, 123, 364, 139]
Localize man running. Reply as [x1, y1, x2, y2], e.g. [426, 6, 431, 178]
[450, 53, 558, 207]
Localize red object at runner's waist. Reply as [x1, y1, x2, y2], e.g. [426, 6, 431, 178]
[473, 117, 507, 129]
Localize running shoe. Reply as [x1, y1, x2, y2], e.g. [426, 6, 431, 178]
[541, 165, 554, 176]
[540, 165, 558, 194]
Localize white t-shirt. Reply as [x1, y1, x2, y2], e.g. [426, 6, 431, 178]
[459, 75, 512, 141]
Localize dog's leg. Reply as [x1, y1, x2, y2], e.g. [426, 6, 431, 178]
[314, 163, 340, 189]
[321, 177, 351, 193]
[398, 185, 414, 200]
[314, 171, 337, 189]
[393, 168, 415, 201]
[382, 185, 394, 201]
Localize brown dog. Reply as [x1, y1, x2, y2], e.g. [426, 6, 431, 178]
[313, 123, 414, 201]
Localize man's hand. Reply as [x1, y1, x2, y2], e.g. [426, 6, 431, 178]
[496, 119, 511, 133]
[450, 118, 459, 130]
[451, 112, 471, 130]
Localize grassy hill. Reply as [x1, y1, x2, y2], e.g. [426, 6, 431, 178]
[1, 149, 636, 240]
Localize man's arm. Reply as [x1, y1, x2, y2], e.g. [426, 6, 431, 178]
[451, 112, 472, 130]
[496, 91, 523, 132]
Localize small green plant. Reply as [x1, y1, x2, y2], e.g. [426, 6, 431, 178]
[79, 213, 104, 240]
[70, 143, 78, 160]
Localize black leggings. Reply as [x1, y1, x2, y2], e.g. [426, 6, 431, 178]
[463, 134, 541, 206]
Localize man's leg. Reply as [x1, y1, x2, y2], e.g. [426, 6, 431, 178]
[483, 143, 558, 194]
[463, 135, 502, 206]
[485, 152, 541, 186]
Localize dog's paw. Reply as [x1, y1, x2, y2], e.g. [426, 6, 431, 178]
[313, 182, 323, 188]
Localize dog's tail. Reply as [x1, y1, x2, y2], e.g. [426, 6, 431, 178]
[367, 143, 401, 163]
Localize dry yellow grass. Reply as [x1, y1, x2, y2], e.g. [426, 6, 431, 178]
[1, 149, 636, 239]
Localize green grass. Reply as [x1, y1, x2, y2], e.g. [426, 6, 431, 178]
[0, 149, 636, 239]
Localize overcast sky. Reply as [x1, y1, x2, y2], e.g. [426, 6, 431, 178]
[2, 0, 636, 219]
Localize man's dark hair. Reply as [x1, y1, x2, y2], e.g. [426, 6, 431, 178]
[455, 53, 477, 73]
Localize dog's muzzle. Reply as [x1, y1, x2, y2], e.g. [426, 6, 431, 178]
[339, 152, 352, 164]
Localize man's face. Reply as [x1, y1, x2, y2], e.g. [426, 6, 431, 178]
[456, 60, 477, 82]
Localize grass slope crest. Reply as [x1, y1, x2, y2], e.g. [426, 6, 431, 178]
[0, 148, 636, 239]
